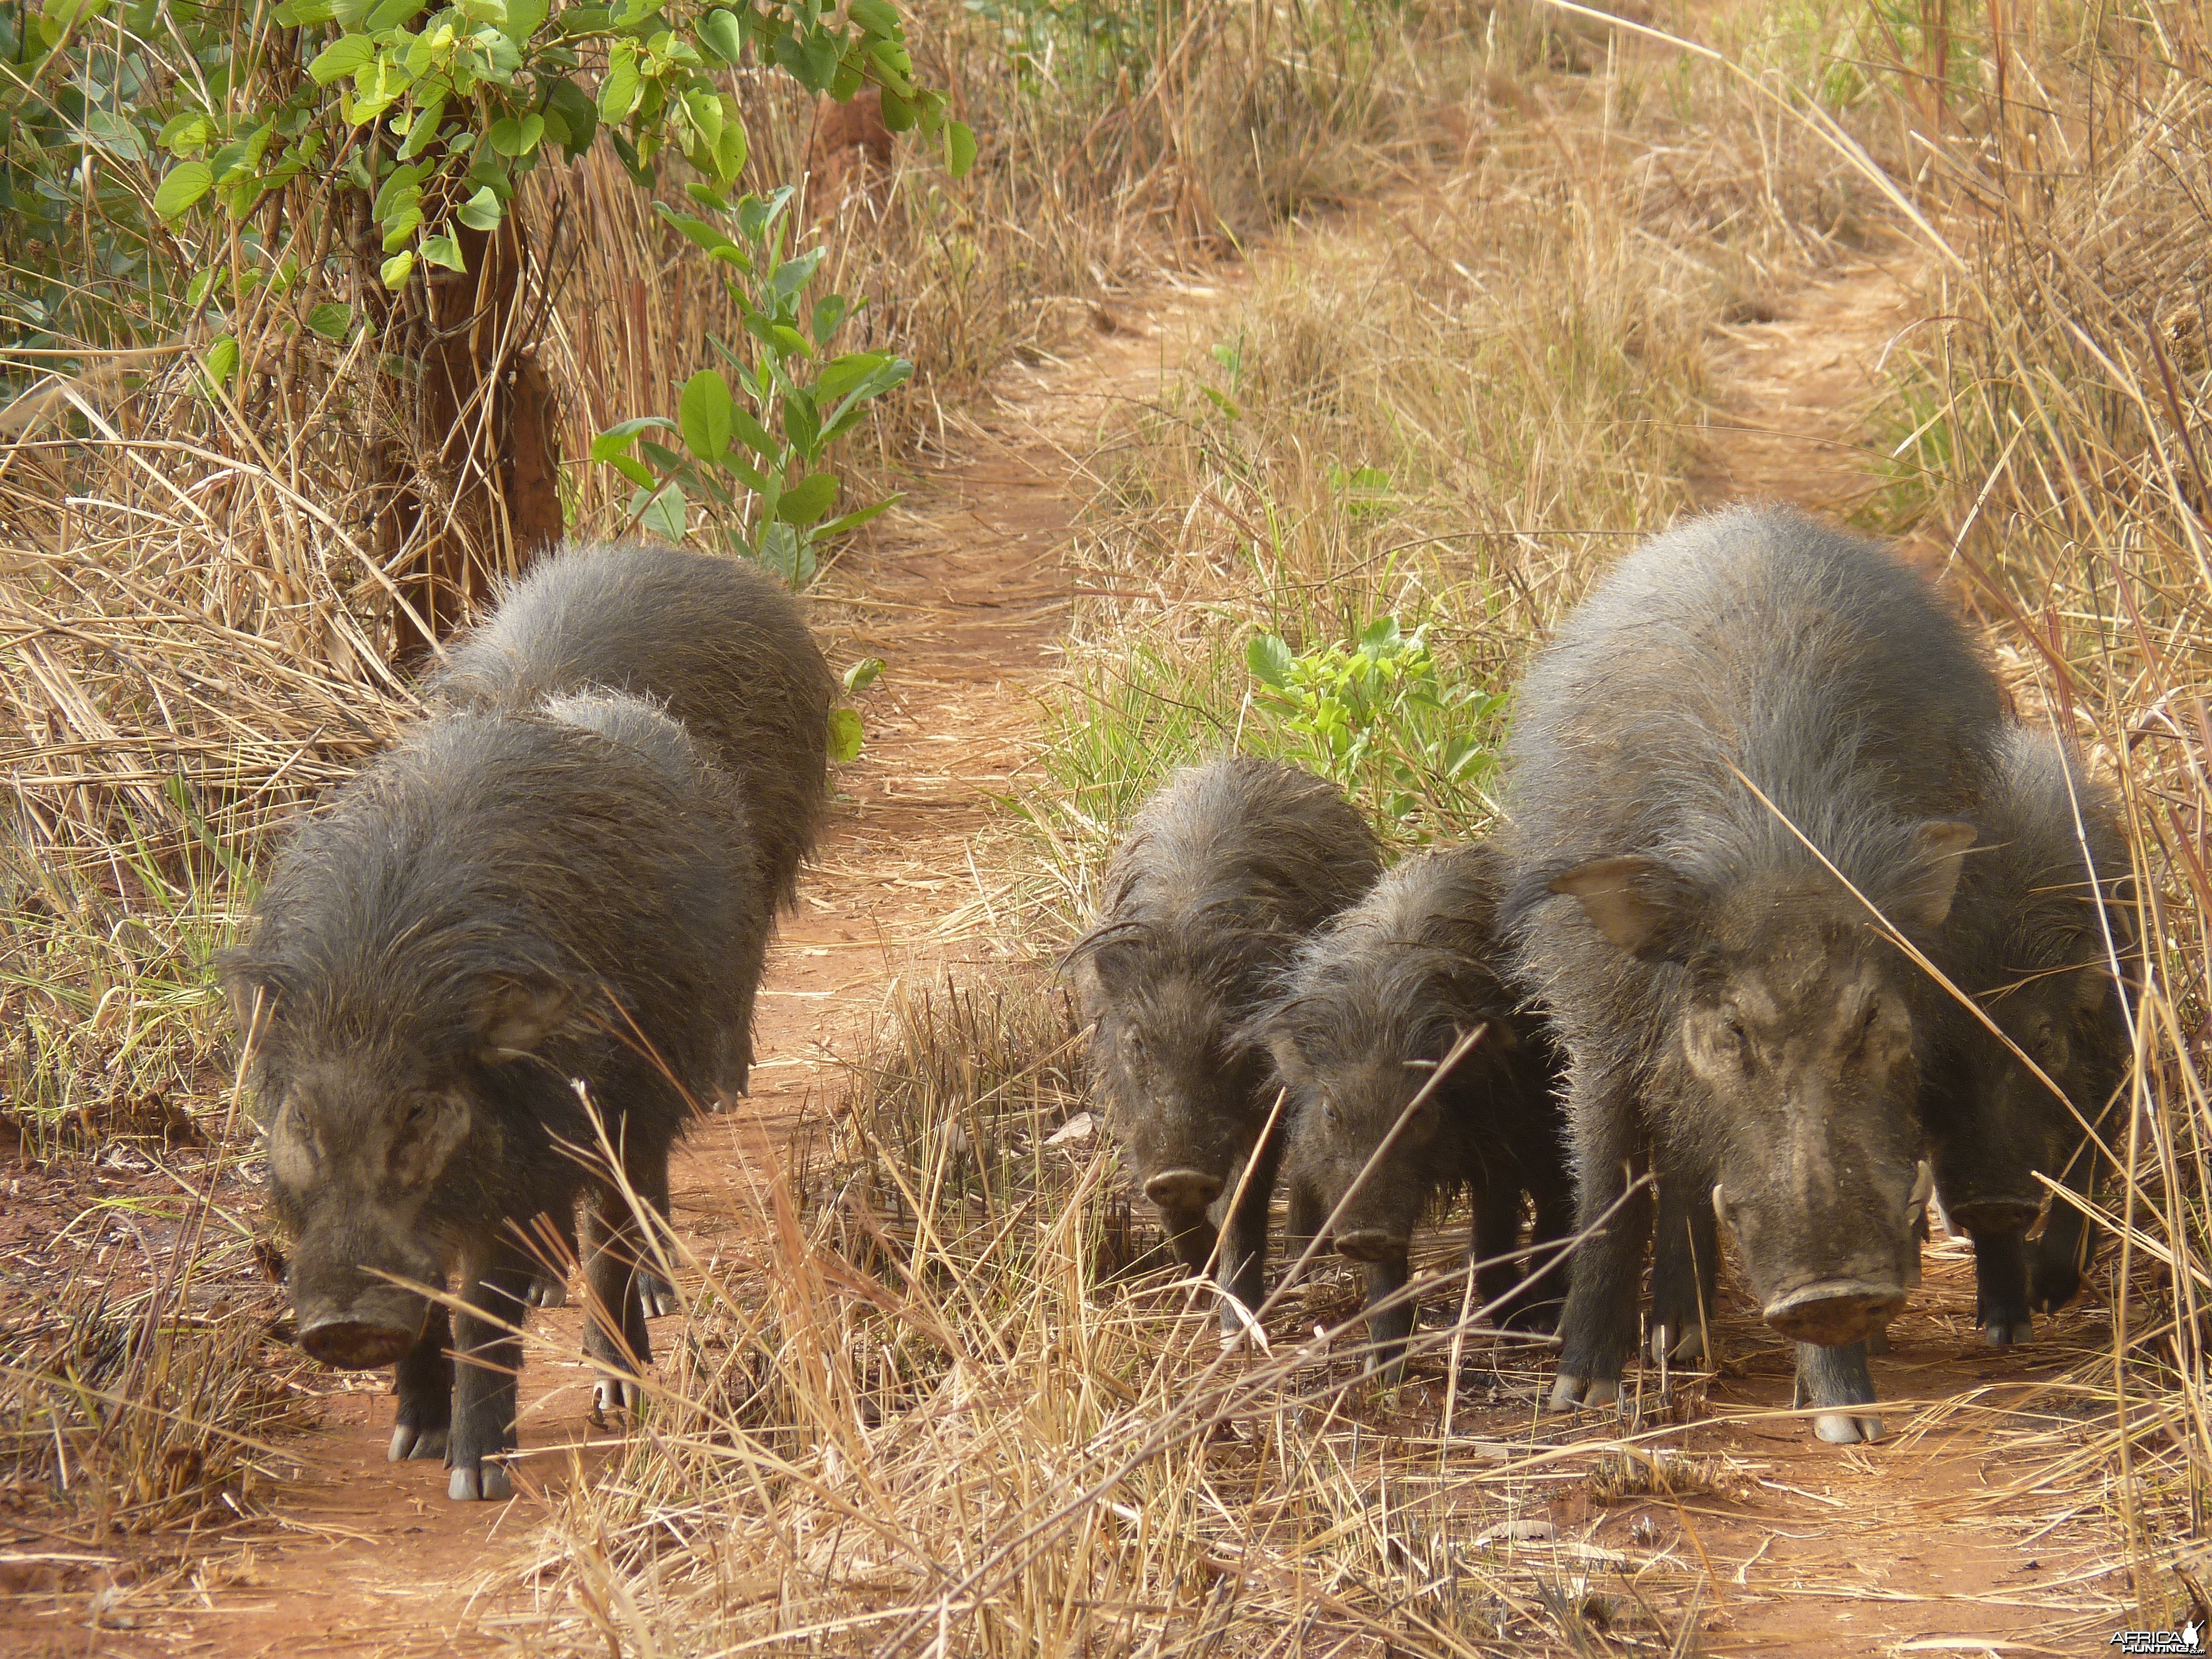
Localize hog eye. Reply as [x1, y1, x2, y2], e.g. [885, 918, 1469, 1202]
[2032, 1021, 2059, 1060]
[400, 1095, 439, 1132]
[1321, 1096, 1341, 1127]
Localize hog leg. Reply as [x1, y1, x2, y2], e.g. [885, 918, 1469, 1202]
[525, 1205, 578, 1310]
[1215, 1131, 1285, 1335]
[1549, 1078, 1651, 1412]
[389, 1301, 453, 1463]
[2027, 1140, 2100, 1313]
[1520, 1166, 1577, 1332]
[583, 1159, 672, 1415]
[1285, 1178, 1326, 1267]
[1362, 1251, 1417, 1384]
[447, 1240, 533, 1500]
[1646, 1162, 1718, 1364]
[1792, 1340, 1883, 1444]
[1473, 1173, 1538, 1327]
[1971, 1228, 2035, 1346]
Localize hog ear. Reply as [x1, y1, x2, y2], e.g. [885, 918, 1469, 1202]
[473, 978, 576, 1060]
[1895, 820, 1979, 930]
[1550, 856, 1692, 960]
[216, 952, 284, 1044]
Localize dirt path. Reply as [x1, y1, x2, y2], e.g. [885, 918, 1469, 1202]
[48, 281, 1238, 1659]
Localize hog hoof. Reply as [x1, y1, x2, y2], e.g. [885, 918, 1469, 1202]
[595, 1375, 645, 1415]
[638, 1272, 679, 1319]
[1813, 1411, 1885, 1444]
[389, 1424, 448, 1462]
[448, 1462, 514, 1502]
[1647, 1323, 1706, 1365]
[526, 1275, 568, 1310]
[1984, 1319, 2035, 1348]
[1548, 1374, 1620, 1412]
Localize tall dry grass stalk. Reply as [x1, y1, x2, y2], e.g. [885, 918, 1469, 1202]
[1853, 0, 2212, 1611]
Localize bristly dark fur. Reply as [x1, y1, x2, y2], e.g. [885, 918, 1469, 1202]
[1927, 724, 2137, 1336]
[1253, 844, 1572, 1368]
[1072, 755, 1384, 1329]
[427, 541, 834, 911]
[1503, 504, 2008, 1425]
[221, 698, 770, 1495]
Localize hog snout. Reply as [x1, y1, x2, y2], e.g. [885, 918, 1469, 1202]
[1717, 1159, 1933, 1344]
[1946, 1195, 2041, 1236]
[1334, 1228, 1407, 1264]
[298, 1314, 417, 1370]
[1144, 1167, 1225, 1210]
[1760, 1279, 1907, 1345]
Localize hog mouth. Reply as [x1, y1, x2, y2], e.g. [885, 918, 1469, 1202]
[1761, 1280, 1906, 1346]
[1333, 1228, 1408, 1264]
[1943, 1194, 2043, 1236]
[1143, 1167, 1225, 1211]
[299, 1316, 416, 1369]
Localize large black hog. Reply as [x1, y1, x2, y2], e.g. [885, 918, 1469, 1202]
[430, 541, 834, 923]
[1926, 726, 2135, 1345]
[1505, 505, 2004, 1443]
[224, 698, 770, 1500]
[1070, 757, 1383, 1331]
[1255, 844, 1572, 1379]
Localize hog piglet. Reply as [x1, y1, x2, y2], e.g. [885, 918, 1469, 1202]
[1071, 757, 1383, 1332]
[1256, 843, 1572, 1380]
[1926, 726, 2135, 1344]
[224, 698, 769, 1500]
[1505, 504, 2004, 1443]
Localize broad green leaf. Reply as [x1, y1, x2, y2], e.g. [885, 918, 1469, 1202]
[639, 479, 686, 541]
[542, 76, 598, 157]
[307, 34, 377, 85]
[878, 87, 914, 131]
[420, 233, 466, 271]
[603, 453, 656, 490]
[697, 7, 741, 62]
[513, 113, 545, 154]
[186, 269, 218, 307]
[826, 707, 864, 764]
[304, 302, 354, 340]
[457, 185, 504, 229]
[371, 161, 429, 221]
[655, 205, 746, 267]
[756, 520, 814, 587]
[679, 369, 734, 462]
[817, 350, 888, 404]
[842, 656, 884, 693]
[945, 119, 975, 178]
[488, 116, 523, 153]
[816, 493, 899, 538]
[598, 39, 641, 121]
[1199, 384, 1240, 421]
[380, 249, 418, 288]
[153, 161, 214, 220]
[729, 405, 776, 458]
[156, 112, 215, 157]
[1246, 633, 1294, 690]
[200, 334, 239, 393]
[365, 0, 425, 27]
[848, 0, 900, 35]
[274, 0, 338, 22]
[395, 97, 447, 159]
[502, 0, 546, 41]
[379, 205, 422, 251]
[776, 472, 838, 526]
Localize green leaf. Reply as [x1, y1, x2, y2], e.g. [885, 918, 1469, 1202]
[1246, 633, 1294, 690]
[380, 249, 417, 288]
[457, 185, 504, 229]
[365, 0, 425, 27]
[395, 96, 447, 160]
[200, 334, 239, 394]
[878, 87, 915, 131]
[185, 269, 218, 307]
[826, 706, 864, 764]
[842, 656, 884, 693]
[371, 161, 429, 221]
[420, 233, 466, 271]
[945, 119, 975, 178]
[697, 6, 741, 61]
[589, 416, 675, 458]
[679, 369, 734, 463]
[639, 479, 686, 541]
[503, 0, 546, 41]
[542, 76, 598, 157]
[810, 294, 848, 347]
[848, 0, 899, 33]
[817, 350, 889, 404]
[274, 0, 338, 22]
[756, 520, 814, 587]
[1199, 384, 1241, 421]
[307, 34, 377, 85]
[598, 39, 641, 121]
[488, 116, 523, 153]
[304, 302, 354, 340]
[816, 493, 898, 538]
[379, 205, 423, 251]
[604, 453, 656, 490]
[153, 161, 214, 221]
[776, 472, 838, 526]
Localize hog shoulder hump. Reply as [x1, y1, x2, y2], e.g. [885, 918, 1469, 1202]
[1503, 504, 2005, 1444]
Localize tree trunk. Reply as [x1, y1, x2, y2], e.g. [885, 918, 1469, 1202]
[378, 217, 564, 669]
